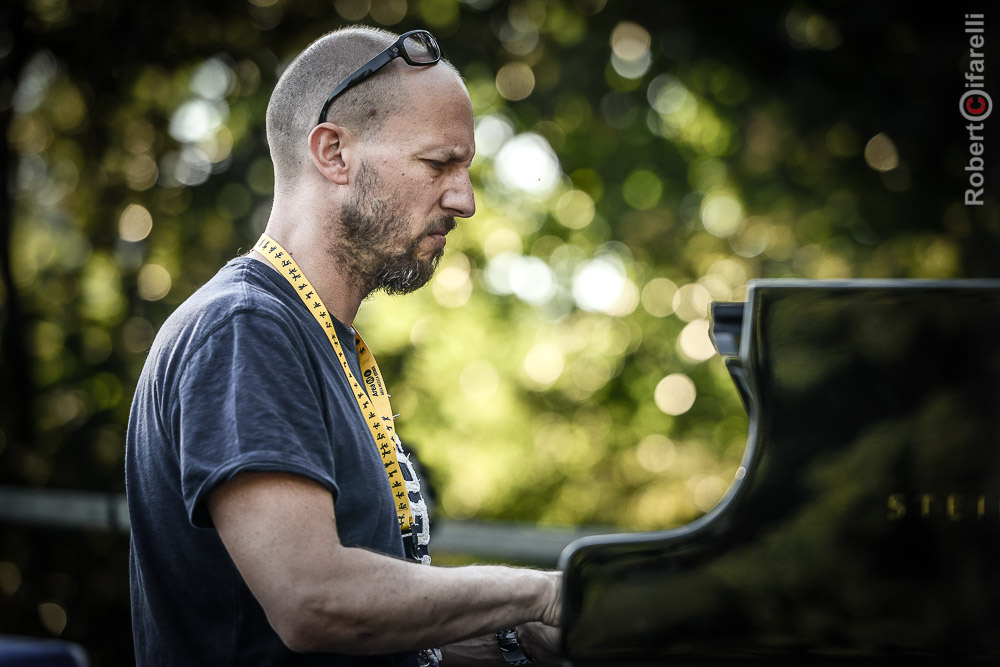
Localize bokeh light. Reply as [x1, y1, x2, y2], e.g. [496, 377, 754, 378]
[636, 434, 677, 473]
[864, 132, 899, 172]
[523, 343, 565, 388]
[554, 190, 596, 229]
[572, 255, 638, 316]
[678, 319, 716, 362]
[137, 264, 172, 301]
[700, 191, 745, 238]
[37, 602, 67, 636]
[118, 204, 153, 242]
[654, 374, 697, 416]
[493, 133, 562, 195]
[610, 21, 652, 79]
[495, 62, 536, 101]
[641, 278, 678, 317]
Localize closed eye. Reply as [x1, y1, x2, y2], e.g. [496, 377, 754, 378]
[424, 159, 446, 170]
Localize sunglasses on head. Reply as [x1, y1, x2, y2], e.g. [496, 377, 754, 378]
[317, 29, 441, 126]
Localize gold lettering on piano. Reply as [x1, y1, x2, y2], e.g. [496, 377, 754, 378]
[920, 493, 935, 517]
[947, 494, 963, 520]
[887, 493, 907, 520]
[887, 493, 998, 521]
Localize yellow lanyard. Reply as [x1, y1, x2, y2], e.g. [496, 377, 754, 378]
[253, 234, 415, 543]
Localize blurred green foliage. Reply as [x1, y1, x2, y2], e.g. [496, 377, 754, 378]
[0, 0, 997, 662]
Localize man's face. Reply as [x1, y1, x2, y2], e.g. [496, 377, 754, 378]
[333, 159, 455, 295]
[333, 65, 476, 296]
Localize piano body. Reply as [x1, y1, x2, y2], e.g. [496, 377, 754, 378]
[559, 280, 1000, 664]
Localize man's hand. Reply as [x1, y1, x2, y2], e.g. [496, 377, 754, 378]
[439, 622, 561, 666]
[207, 470, 562, 655]
[519, 622, 561, 663]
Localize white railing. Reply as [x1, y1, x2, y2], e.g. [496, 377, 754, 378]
[0, 485, 618, 566]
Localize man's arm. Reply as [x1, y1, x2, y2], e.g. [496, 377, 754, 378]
[207, 471, 561, 655]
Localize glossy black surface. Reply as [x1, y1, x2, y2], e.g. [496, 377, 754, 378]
[559, 280, 1000, 664]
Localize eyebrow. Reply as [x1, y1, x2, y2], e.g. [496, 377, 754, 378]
[420, 146, 475, 164]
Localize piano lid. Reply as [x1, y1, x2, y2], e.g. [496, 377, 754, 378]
[558, 280, 1000, 664]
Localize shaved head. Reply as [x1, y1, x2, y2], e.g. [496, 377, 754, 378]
[256, 25, 476, 321]
[266, 26, 407, 186]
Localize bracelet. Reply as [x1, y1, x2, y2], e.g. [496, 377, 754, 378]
[496, 627, 533, 665]
[417, 647, 442, 667]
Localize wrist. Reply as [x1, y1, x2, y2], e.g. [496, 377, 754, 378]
[515, 623, 542, 663]
[538, 570, 562, 627]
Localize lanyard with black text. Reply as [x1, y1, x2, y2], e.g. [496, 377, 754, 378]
[253, 234, 418, 561]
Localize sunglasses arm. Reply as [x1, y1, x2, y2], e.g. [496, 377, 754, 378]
[317, 50, 395, 125]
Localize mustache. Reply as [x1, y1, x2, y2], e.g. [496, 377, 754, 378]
[422, 217, 457, 237]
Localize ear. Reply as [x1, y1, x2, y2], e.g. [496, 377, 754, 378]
[308, 123, 353, 185]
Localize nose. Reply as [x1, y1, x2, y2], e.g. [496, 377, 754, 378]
[441, 168, 476, 218]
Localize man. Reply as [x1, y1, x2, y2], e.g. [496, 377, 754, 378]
[126, 25, 561, 666]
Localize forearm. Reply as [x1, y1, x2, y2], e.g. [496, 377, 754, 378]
[287, 546, 561, 654]
[208, 472, 561, 655]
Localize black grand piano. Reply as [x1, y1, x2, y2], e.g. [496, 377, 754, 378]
[558, 280, 1000, 664]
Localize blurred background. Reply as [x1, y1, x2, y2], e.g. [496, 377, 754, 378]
[1, 0, 997, 662]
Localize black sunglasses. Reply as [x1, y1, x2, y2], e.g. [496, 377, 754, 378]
[317, 30, 441, 126]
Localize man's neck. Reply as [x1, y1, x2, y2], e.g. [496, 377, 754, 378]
[249, 222, 366, 327]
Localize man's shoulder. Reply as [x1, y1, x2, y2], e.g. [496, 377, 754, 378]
[152, 257, 300, 360]
[188, 255, 285, 308]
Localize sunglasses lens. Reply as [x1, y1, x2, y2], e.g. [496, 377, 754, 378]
[403, 32, 440, 64]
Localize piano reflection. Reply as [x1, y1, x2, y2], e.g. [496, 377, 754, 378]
[559, 280, 1000, 664]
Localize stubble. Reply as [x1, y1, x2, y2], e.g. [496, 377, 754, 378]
[333, 161, 454, 297]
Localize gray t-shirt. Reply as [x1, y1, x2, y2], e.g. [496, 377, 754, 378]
[126, 256, 421, 666]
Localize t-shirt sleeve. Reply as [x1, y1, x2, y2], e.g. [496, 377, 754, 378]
[173, 310, 340, 528]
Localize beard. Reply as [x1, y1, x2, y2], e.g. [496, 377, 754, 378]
[333, 161, 455, 297]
